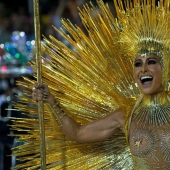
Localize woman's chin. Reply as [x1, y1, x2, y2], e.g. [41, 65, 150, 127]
[141, 87, 164, 95]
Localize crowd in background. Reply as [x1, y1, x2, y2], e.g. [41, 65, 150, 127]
[0, 0, 114, 169]
[0, 0, 115, 44]
[0, 0, 98, 44]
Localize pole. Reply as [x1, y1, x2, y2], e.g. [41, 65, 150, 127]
[33, 0, 46, 169]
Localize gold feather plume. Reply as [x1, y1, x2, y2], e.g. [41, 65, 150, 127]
[10, 0, 170, 169]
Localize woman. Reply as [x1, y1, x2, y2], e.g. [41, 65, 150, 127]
[33, 53, 167, 169]
[13, 0, 170, 169]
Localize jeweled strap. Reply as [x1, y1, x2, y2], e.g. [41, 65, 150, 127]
[126, 95, 143, 144]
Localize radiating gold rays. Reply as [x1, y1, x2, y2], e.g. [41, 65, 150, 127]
[10, 0, 170, 169]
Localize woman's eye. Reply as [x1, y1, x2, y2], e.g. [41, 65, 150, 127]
[134, 62, 142, 67]
[148, 60, 157, 65]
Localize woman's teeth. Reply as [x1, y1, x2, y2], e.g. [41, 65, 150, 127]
[140, 76, 153, 85]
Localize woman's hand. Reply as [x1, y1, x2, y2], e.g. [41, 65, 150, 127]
[32, 83, 55, 104]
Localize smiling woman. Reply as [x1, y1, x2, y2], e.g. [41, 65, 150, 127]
[134, 54, 163, 95]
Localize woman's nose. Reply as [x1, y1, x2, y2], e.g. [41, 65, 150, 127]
[141, 64, 147, 73]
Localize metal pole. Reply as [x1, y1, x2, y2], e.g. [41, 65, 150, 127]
[33, 0, 46, 169]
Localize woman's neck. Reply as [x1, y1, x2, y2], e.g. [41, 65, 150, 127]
[142, 91, 169, 107]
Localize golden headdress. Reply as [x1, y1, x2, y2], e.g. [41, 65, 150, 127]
[114, 0, 170, 89]
[11, 0, 170, 169]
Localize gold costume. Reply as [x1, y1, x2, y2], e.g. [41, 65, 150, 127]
[129, 91, 170, 169]
[11, 0, 170, 169]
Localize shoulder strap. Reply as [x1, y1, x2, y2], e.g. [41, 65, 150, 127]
[126, 95, 143, 144]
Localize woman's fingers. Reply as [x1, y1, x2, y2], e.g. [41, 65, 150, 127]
[32, 87, 45, 101]
[32, 83, 52, 102]
[34, 83, 48, 89]
[32, 92, 43, 101]
[34, 83, 50, 93]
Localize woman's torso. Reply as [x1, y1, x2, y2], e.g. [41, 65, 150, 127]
[128, 92, 170, 170]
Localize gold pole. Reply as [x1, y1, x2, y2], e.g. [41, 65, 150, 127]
[33, 0, 46, 169]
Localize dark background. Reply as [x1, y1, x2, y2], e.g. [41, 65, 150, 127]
[0, 0, 114, 15]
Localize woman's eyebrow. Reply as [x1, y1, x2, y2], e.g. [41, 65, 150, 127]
[146, 57, 158, 61]
[134, 59, 142, 62]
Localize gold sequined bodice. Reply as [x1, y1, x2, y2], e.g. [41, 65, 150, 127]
[129, 92, 170, 170]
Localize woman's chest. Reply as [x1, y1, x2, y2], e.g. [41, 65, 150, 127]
[129, 114, 170, 169]
[129, 122, 170, 156]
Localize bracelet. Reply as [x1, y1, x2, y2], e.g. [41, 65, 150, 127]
[56, 107, 63, 114]
[53, 100, 62, 114]
[47, 100, 67, 127]
[58, 111, 67, 119]
[52, 101, 60, 109]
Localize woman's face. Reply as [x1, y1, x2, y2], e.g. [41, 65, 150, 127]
[133, 54, 164, 95]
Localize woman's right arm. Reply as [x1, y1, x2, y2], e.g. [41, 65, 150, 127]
[32, 83, 125, 143]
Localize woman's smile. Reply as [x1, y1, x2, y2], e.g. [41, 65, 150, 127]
[140, 75, 153, 86]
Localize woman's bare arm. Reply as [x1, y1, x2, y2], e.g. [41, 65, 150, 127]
[32, 83, 125, 143]
[60, 108, 125, 142]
